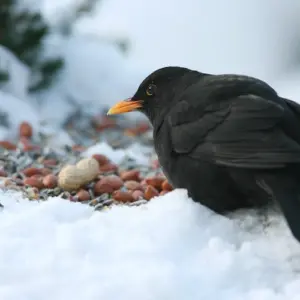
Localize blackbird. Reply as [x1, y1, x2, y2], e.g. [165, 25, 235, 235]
[107, 66, 300, 243]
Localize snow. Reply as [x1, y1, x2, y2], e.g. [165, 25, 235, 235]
[32, 33, 145, 125]
[0, 189, 299, 299]
[0, 45, 30, 100]
[54, 34, 142, 108]
[72, 0, 300, 81]
[82, 141, 151, 166]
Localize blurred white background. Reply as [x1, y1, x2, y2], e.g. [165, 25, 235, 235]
[42, 0, 300, 80]
[4, 0, 300, 124]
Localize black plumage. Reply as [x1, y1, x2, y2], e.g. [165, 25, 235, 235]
[107, 66, 300, 243]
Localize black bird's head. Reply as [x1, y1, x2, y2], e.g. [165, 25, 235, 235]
[107, 66, 199, 125]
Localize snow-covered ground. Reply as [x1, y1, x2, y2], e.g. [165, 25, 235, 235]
[0, 189, 300, 300]
[1, 1, 300, 299]
[0, 142, 300, 299]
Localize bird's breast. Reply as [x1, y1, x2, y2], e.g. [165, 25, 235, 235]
[154, 124, 178, 181]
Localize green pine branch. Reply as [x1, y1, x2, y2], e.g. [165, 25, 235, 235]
[0, 0, 64, 93]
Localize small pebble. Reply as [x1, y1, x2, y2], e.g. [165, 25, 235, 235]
[23, 177, 44, 190]
[124, 180, 142, 191]
[120, 169, 141, 181]
[22, 167, 43, 177]
[94, 181, 113, 195]
[161, 180, 173, 191]
[94, 175, 123, 195]
[43, 174, 58, 189]
[144, 185, 159, 200]
[0, 141, 17, 150]
[19, 121, 33, 139]
[145, 176, 165, 191]
[30, 174, 43, 180]
[76, 189, 91, 201]
[132, 190, 144, 201]
[0, 169, 7, 177]
[92, 154, 109, 166]
[112, 190, 134, 203]
[40, 168, 52, 176]
[100, 163, 118, 173]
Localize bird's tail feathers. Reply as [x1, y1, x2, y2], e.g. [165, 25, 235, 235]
[258, 173, 300, 243]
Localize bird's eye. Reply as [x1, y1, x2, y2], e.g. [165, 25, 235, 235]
[146, 84, 156, 96]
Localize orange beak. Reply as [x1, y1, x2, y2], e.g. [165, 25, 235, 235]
[107, 99, 143, 115]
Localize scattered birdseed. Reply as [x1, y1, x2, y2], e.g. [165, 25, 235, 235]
[0, 111, 173, 211]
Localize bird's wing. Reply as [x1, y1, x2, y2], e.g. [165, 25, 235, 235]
[168, 93, 300, 169]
